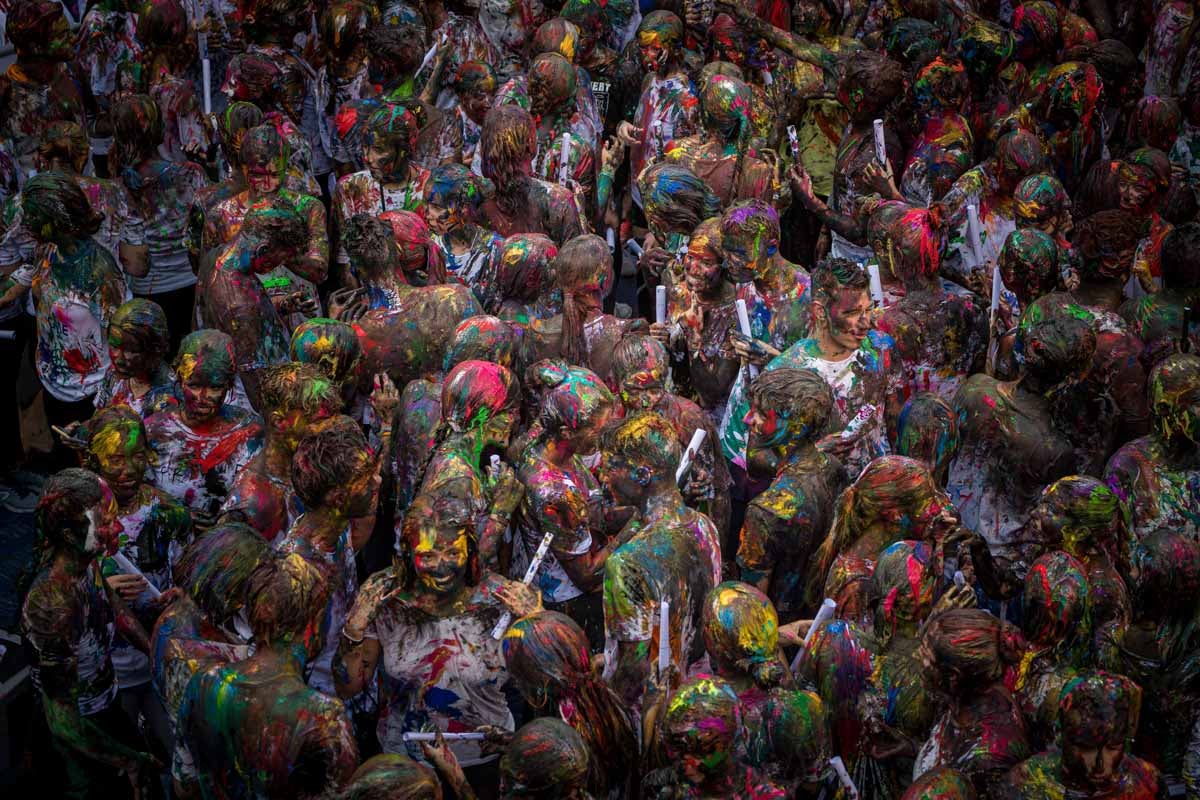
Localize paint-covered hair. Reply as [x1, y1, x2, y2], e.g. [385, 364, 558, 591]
[636, 10, 683, 50]
[600, 411, 680, 476]
[1148, 353, 1200, 442]
[1071, 210, 1143, 281]
[1057, 671, 1141, 747]
[175, 329, 237, 388]
[85, 404, 150, 471]
[319, 0, 378, 62]
[902, 768, 976, 800]
[291, 416, 370, 509]
[999, 229, 1060, 305]
[1034, 476, 1125, 564]
[381, 209, 447, 285]
[480, 105, 537, 193]
[611, 334, 669, 391]
[425, 163, 488, 213]
[502, 611, 637, 794]
[529, 53, 577, 113]
[700, 74, 754, 143]
[913, 56, 969, 115]
[663, 674, 742, 759]
[223, 52, 283, 108]
[5, 0, 68, 60]
[173, 522, 272, 624]
[640, 164, 722, 238]
[441, 360, 521, 435]
[870, 540, 938, 643]
[364, 104, 419, 167]
[533, 17, 580, 60]
[921, 608, 1026, 689]
[500, 719, 590, 797]
[956, 18, 1014, 81]
[240, 124, 287, 176]
[554, 235, 614, 366]
[1013, 173, 1069, 228]
[344, 213, 398, 283]
[36, 468, 105, 554]
[240, 0, 311, 39]
[752, 688, 830, 785]
[444, 316, 515, 372]
[498, 233, 559, 306]
[534, 365, 614, 444]
[702, 582, 784, 689]
[810, 257, 870, 308]
[1130, 528, 1200, 649]
[1021, 550, 1091, 659]
[839, 50, 905, 118]
[1016, 297, 1097, 383]
[112, 94, 166, 161]
[895, 393, 959, 482]
[108, 298, 170, 361]
[245, 551, 331, 646]
[340, 754, 441, 800]
[258, 362, 344, 418]
[884, 206, 943, 281]
[748, 368, 834, 441]
[994, 128, 1045, 179]
[449, 60, 497, 97]
[218, 102, 265, 168]
[137, 0, 189, 54]
[37, 121, 90, 173]
[290, 318, 362, 385]
[22, 171, 103, 239]
[1127, 96, 1182, 151]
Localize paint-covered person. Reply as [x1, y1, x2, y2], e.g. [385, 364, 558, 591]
[1005, 672, 1160, 799]
[218, 362, 344, 542]
[93, 298, 178, 417]
[19, 173, 129, 446]
[502, 611, 639, 797]
[425, 164, 505, 309]
[515, 367, 617, 648]
[497, 718, 593, 800]
[431, 61, 497, 170]
[650, 218, 741, 417]
[894, 393, 960, 488]
[527, 53, 597, 209]
[1104, 353, 1200, 540]
[188, 102, 266, 267]
[333, 490, 540, 793]
[145, 330, 264, 525]
[635, 162, 722, 295]
[478, 104, 584, 245]
[85, 406, 192, 753]
[138, 0, 211, 164]
[912, 609, 1032, 795]
[173, 551, 359, 799]
[21, 469, 160, 797]
[492, 233, 561, 323]
[198, 198, 308, 410]
[737, 368, 845, 622]
[1070, 209, 1147, 312]
[332, 104, 431, 268]
[650, 675, 785, 799]
[600, 413, 715, 706]
[111, 94, 208, 352]
[612, 335, 730, 539]
[1119, 221, 1200, 362]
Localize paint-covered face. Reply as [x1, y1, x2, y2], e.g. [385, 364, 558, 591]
[180, 370, 229, 424]
[791, 0, 830, 35]
[566, 404, 613, 454]
[85, 481, 123, 557]
[1117, 168, 1154, 215]
[412, 519, 470, 596]
[601, 448, 652, 507]
[1062, 730, 1124, 791]
[639, 39, 669, 73]
[819, 288, 872, 352]
[90, 427, 148, 504]
[461, 88, 493, 125]
[683, 245, 724, 294]
[107, 327, 156, 379]
[721, 234, 774, 285]
[424, 198, 463, 236]
[244, 157, 282, 196]
[745, 401, 792, 456]
[663, 680, 740, 785]
[618, 359, 667, 413]
[365, 140, 403, 183]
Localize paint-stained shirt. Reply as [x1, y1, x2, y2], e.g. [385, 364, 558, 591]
[514, 454, 599, 605]
[1105, 435, 1200, 542]
[145, 406, 264, 516]
[93, 365, 179, 417]
[364, 577, 513, 767]
[332, 169, 431, 265]
[23, 562, 119, 717]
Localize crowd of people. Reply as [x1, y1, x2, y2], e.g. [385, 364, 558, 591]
[3, 0, 1200, 796]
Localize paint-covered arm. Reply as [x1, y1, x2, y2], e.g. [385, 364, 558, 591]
[108, 584, 152, 655]
[716, 0, 837, 73]
[736, 503, 780, 595]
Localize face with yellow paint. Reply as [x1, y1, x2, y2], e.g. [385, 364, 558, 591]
[90, 424, 149, 505]
[411, 517, 471, 597]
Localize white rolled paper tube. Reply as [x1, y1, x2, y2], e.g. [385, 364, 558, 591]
[491, 530, 556, 639]
[626, 239, 644, 258]
[111, 551, 163, 599]
[866, 263, 884, 307]
[606, 227, 616, 251]
[830, 756, 859, 798]
[787, 125, 799, 158]
[674, 428, 707, 484]
[790, 598, 837, 674]
[489, 454, 501, 479]
[966, 203, 985, 269]
[558, 133, 572, 184]
[762, 70, 773, 86]
[201, 58, 212, 116]
[735, 298, 760, 380]
[990, 264, 1003, 319]
[402, 732, 487, 742]
[658, 598, 671, 674]
[0, 330, 16, 340]
[954, 570, 966, 588]
[655, 285, 667, 325]
[873, 118, 886, 167]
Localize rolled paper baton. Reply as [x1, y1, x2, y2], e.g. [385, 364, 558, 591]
[866, 263, 884, 308]
[658, 598, 671, 674]
[606, 227, 616, 252]
[111, 551, 162, 599]
[675, 428, 707, 484]
[558, 133, 573, 185]
[873, 119, 886, 168]
[990, 264, 1003, 322]
[491, 530, 556, 639]
[735, 299, 760, 380]
[787, 125, 800, 159]
[489, 454, 501, 479]
[954, 570, 966, 588]
[790, 598, 836, 674]
[830, 756, 860, 799]
[966, 203, 985, 269]
[655, 285, 667, 325]
[402, 732, 486, 742]
[198, 33, 212, 116]
[626, 239, 644, 258]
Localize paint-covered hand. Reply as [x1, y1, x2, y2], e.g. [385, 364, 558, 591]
[862, 158, 896, 195]
[329, 287, 368, 322]
[370, 373, 400, 423]
[640, 247, 673, 279]
[275, 291, 320, 317]
[601, 135, 625, 173]
[788, 163, 818, 208]
[489, 463, 525, 517]
[729, 330, 781, 366]
[814, 431, 858, 461]
[778, 619, 811, 647]
[494, 579, 543, 618]
[932, 582, 976, 615]
[421, 731, 471, 799]
[343, 567, 403, 643]
[616, 121, 643, 147]
[648, 321, 674, 348]
[682, 464, 713, 505]
[477, 725, 514, 757]
[107, 573, 149, 603]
